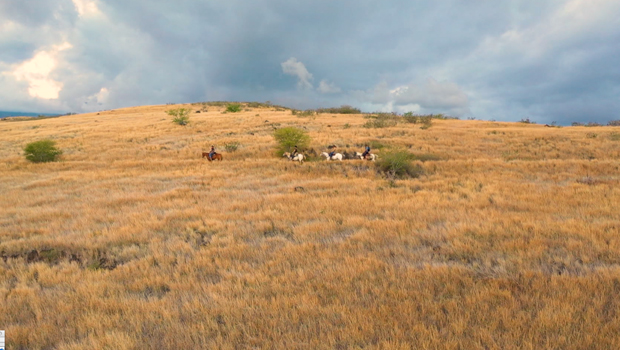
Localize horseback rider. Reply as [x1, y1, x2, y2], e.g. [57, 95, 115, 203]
[362, 144, 370, 159]
[328, 149, 336, 159]
[291, 145, 298, 159]
[209, 145, 216, 160]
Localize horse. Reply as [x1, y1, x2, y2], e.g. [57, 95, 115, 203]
[283, 152, 305, 164]
[320, 152, 343, 161]
[202, 152, 223, 161]
[354, 152, 378, 161]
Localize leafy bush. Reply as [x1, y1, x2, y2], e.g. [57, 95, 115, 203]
[363, 114, 399, 128]
[167, 108, 191, 125]
[364, 119, 396, 128]
[226, 103, 242, 113]
[519, 118, 536, 124]
[404, 112, 458, 123]
[420, 116, 433, 129]
[273, 127, 311, 154]
[291, 109, 315, 117]
[585, 122, 602, 127]
[572, 122, 584, 126]
[376, 150, 424, 179]
[315, 105, 361, 114]
[24, 139, 62, 163]
[225, 142, 240, 152]
[609, 132, 620, 141]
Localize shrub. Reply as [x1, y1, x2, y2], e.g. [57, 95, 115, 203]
[376, 150, 424, 179]
[404, 112, 458, 123]
[608, 120, 620, 126]
[273, 127, 311, 154]
[225, 142, 240, 152]
[585, 122, 602, 127]
[403, 113, 419, 124]
[519, 118, 535, 124]
[226, 103, 242, 113]
[420, 116, 433, 129]
[363, 114, 399, 128]
[24, 139, 62, 163]
[167, 108, 191, 125]
[291, 109, 315, 117]
[315, 105, 361, 114]
[609, 132, 620, 141]
[572, 122, 585, 126]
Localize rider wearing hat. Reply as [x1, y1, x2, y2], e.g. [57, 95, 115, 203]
[209, 145, 216, 160]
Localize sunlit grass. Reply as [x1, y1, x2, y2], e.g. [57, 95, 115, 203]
[1, 104, 620, 349]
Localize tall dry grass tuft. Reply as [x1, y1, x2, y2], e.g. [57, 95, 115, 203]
[1, 104, 620, 349]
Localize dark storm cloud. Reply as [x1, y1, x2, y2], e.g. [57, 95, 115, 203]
[1, 0, 619, 123]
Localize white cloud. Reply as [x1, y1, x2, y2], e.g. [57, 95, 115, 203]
[11, 43, 72, 100]
[72, 0, 101, 17]
[317, 80, 341, 94]
[281, 57, 313, 89]
[393, 78, 469, 110]
[351, 79, 470, 116]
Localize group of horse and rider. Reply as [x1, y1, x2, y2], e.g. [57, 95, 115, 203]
[284, 144, 377, 163]
[203, 144, 377, 163]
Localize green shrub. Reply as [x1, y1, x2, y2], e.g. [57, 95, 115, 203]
[167, 108, 191, 125]
[609, 132, 620, 141]
[376, 150, 423, 179]
[273, 127, 311, 155]
[315, 105, 361, 114]
[291, 109, 315, 117]
[404, 112, 457, 123]
[24, 140, 63, 163]
[519, 118, 535, 124]
[226, 103, 242, 113]
[225, 142, 240, 152]
[363, 114, 399, 128]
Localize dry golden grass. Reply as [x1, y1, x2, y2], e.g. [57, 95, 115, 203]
[1, 104, 620, 349]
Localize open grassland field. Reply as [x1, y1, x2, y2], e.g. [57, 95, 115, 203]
[1, 104, 620, 349]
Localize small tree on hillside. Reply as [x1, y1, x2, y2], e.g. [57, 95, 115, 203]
[376, 150, 424, 179]
[24, 140, 63, 163]
[226, 103, 242, 113]
[167, 108, 191, 125]
[273, 127, 311, 155]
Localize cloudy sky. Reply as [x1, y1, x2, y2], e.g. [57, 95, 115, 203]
[1, 0, 619, 124]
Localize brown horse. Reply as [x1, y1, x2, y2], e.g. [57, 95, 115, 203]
[202, 152, 223, 161]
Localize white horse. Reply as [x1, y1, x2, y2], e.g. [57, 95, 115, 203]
[354, 152, 378, 161]
[320, 152, 343, 161]
[283, 152, 305, 163]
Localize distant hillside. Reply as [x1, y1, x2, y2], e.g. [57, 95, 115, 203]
[0, 111, 61, 119]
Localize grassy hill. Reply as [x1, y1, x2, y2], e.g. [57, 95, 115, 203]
[1, 103, 619, 349]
